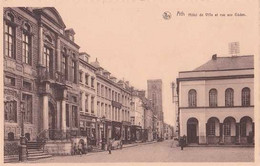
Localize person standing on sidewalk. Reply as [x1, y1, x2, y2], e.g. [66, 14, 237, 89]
[179, 136, 184, 150]
[107, 138, 112, 154]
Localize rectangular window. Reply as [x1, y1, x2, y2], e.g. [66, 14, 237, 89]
[66, 104, 69, 127]
[91, 97, 94, 113]
[109, 89, 111, 100]
[105, 87, 108, 98]
[112, 91, 114, 101]
[5, 76, 15, 86]
[79, 72, 82, 83]
[97, 83, 100, 95]
[4, 24, 15, 59]
[85, 74, 89, 85]
[22, 33, 31, 65]
[97, 102, 100, 117]
[22, 94, 33, 123]
[101, 85, 104, 97]
[72, 105, 78, 128]
[23, 81, 32, 91]
[43, 46, 51, 72]
[85, 95, 89, 112]
[62, 55, 68, 80]
[72, 96, 77, 103]
[72, 61, 77, 83]
[91, 77, 95, 88]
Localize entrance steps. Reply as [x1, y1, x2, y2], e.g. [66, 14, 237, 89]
[4, 155, 19, 163]
[26, 141, 52, 161]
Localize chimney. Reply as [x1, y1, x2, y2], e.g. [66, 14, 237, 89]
[212, 54, 217, 60]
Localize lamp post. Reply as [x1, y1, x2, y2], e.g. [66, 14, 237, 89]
[19, 101, 27, 161]
[100, 116, 106, 150]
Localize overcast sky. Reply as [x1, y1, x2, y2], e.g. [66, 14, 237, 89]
[49, 0, 258, 126]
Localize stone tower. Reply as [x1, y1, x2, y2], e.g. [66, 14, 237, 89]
[147, 79, 163, 122]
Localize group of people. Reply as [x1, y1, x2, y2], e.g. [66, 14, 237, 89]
[72, 143, 88, 155]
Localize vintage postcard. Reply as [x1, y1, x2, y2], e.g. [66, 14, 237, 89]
[0, 0, 259, 165]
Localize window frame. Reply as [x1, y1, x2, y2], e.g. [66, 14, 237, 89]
[209, 89, 218, 107]
[188, 89, 197, 107]
[242, 87, 250, 107]
[225, 88, 234, 107]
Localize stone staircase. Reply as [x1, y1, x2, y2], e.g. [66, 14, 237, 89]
[26, 141, 52, 161]
[4, 155, 19, 163]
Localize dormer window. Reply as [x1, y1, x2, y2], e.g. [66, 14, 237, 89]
[69, 35, 73, 41]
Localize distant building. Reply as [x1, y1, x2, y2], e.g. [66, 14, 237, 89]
[130, 90, 145, 142]
[177, 55, 254, 145]
[91, 59, 132, 145]
[147, 79, 164, 139]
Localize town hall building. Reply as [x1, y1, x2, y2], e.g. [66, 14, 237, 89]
[177, 54, 254, 145]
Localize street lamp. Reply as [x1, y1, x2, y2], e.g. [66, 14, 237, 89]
[19, 101, 27, 161]
[100, 116, 106, 150]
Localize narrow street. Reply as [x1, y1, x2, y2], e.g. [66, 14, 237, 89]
[28, 140, 254, 163]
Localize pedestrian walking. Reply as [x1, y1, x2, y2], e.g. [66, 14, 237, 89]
[83, 143, 87, 154]
[107, 138, 112, 154]
[179, 136, 184, 150]
[72, 143, 77, 155]
[78, 143, 83, 155]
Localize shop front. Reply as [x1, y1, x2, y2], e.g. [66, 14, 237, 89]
[79, 115, 97, 146]
[131, 125, 142, 142]
[122, 121, 131, 144]
[112, 121, 122, 140]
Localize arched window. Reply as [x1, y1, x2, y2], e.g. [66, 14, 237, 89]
[209, 89, 217, 107]
[188, 89, 197, 107]
[225, 88, 234, 107]
[242, 87, 250, 106]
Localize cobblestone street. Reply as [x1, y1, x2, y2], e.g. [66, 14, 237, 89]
[28, 140, 254, 163]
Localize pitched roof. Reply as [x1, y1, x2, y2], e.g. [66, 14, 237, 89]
[193, 55, 254, 71]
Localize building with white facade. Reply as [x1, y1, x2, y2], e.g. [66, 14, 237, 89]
[177, 55, 254, 145]
[78, 52, 97, 145]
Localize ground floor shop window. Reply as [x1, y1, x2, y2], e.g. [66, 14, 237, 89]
[114, 127, 121, 140]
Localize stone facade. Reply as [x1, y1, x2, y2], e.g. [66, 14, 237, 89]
[3, 8, 81, 153]
[177, 55, 254, 145]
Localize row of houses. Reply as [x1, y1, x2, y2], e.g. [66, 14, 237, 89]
[3, 7, 170, 156]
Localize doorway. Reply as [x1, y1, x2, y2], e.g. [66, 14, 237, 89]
[187, 118, 198, 143]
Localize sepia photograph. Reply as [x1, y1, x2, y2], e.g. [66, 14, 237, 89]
[1, 0, 258, 164]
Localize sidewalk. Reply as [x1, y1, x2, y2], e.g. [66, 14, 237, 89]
[91, 140, 158, 153]
[172, 140, 255, 148]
